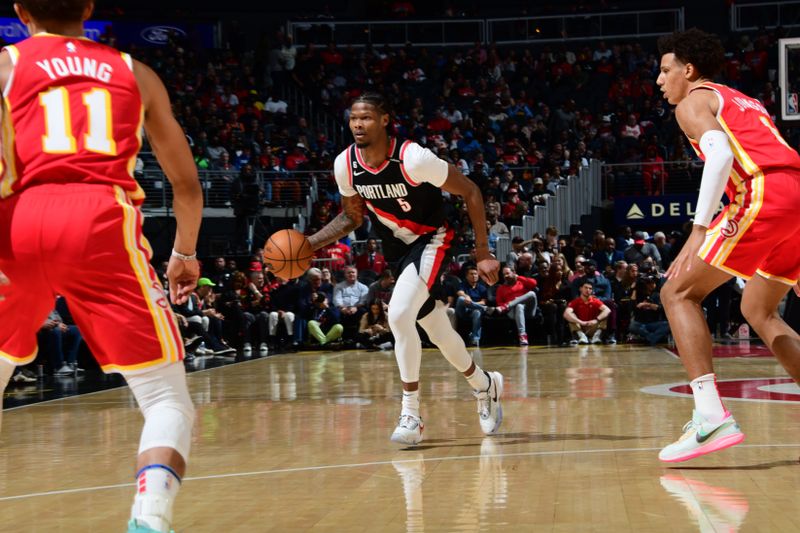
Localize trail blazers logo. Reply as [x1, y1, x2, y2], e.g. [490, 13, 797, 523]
[626, 203, 644, 220]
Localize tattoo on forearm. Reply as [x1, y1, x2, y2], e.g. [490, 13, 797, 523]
[308, 212, 359, 250]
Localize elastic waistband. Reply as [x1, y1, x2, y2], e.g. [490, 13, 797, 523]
[11, 182, 119, 196]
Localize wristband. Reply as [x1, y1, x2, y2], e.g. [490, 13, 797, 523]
[171, 249, 197, 261]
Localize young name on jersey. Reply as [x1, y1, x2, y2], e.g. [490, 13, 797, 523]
[36, 55, 114, 84]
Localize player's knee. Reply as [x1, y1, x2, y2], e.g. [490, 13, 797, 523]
[125, 364, 195, 460]
[388, 304, 415, 330]
[740, 298, 770, 327]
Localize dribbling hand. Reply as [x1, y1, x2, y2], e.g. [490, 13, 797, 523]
[477, 257, 500, 286]
[167, 256, 200, 305]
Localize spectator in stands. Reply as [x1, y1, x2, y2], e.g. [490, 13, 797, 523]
[594, 237, 625, 275]
[358, 299, 393, 350]
[264, 92, 288, 114]
[268, 277, 301, 350]
[516, 252, 536, 278]
[317, 238, 351, 271]
[455, 265, 491, 346]
[572, 259, 617, 344]
[218, 271, 257, 354]
[206, 256, 233, 293]
[501, 188, 527, 226]
[365, 268, 395, 309]
[354, 238, 388, 274]
[333, 266, 369, 341]
[173, 280, 235, 358]
[624, 231, 662, 268]
[642, 144, 668, 195]
[564, 281, 611, 345]
[538, 260, 571, 345]
[629, 276, 670, 345]
[652, 231, 673, 271]
[616, 226, 634, 251]
[490, 264, 538, 346]
[195, 277, 232, 353]
[38, 297, 83, 376]
[230, 164, 263, 253]
[308, 293, 343, 347]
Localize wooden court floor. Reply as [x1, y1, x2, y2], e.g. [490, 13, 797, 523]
[2, 343, 800, 532]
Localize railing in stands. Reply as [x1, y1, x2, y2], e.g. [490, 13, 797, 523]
[139, 169, 323, 214]
[730, 1, 800, 31]
[600, 159, 703, 200]
[487, 9, 684, 44]
[496, 160, 601, 260]
[287, 9, 683, 47]
[277, 82, 347, 148]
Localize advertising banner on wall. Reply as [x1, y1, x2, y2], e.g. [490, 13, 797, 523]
[614, 194, 727, 226]
[0, 18, 111, 43]
[111, 22, 216, 48]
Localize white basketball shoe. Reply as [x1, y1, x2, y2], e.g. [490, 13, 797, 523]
[391, 414, 424, 445]
[475, 371, 504, 435]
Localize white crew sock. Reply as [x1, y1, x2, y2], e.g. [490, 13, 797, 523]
[131, 465, 181, 533]
[690, 373, 727, 423]
[466, 366, 490, 392]
[401, 389, 420, 418]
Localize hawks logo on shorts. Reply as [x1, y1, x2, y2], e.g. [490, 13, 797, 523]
[720, 219, 739, 239]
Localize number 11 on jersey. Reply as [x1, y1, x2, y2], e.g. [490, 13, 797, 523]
[39, 86, 117, 156]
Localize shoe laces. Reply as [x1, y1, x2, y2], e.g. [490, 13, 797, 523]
[474, 380, 493, 418]
[398, 414, 420, 430]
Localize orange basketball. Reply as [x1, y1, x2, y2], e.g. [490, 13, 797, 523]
[263, 229, 314, 279]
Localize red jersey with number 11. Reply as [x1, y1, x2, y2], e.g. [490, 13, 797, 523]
[1, 33, 144, 202]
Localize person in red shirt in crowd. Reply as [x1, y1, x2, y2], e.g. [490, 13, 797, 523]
[490, 265, 538, 346]
[563, 280, 611, 345]
[284, 143, 309, 171]
[320, 42, 343, 66]
[316, 239, 351, 271]
[354, 238, 388, 274]
[427, 108, 452, 134]
[642, 144, 668, 195]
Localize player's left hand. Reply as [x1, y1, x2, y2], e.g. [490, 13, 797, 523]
[477, 256, 500, 286]
[666, 226, 706, 281]
[167, 256, 200, 305]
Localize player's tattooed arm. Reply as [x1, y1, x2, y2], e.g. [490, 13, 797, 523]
[307, 194, 366, 251]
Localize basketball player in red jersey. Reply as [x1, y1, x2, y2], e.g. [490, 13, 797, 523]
[0, 2, 202, 531]
[656, 29, 800, 462]
[307, 93, 504, 445]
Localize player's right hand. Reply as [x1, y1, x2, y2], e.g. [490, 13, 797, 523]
[477, 257, 500, 285]
[167, 256, 200, 305]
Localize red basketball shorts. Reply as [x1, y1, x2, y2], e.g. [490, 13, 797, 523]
[699, 170, 800, 285]
[0, 183, 184, 373]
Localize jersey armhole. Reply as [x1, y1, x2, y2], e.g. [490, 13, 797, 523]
[345, 145, 354, 189]
[689, 84, 725, 122]
[398, 140, 421, 186]
[2, 45, 19, 97]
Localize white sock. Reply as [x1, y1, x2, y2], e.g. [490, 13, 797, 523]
[466, 366, 490, 392]
[401, 389, 420, 418]
[131, 465, 181, 533]
[690, 373, 727, 423]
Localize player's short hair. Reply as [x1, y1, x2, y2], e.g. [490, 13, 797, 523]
[18, 0, 91, 22]
[352, 92, 392, 117]
[657, 28, 725, 79]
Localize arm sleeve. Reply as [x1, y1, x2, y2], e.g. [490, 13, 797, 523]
[333, 150, 357, 197]
[521, 277, 538, 290]
[695, 130, 734, 227]
[402, 142, 449, 187]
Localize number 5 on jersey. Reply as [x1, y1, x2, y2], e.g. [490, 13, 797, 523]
[39, 87, 117, 155]
[397, 197, 412, 212]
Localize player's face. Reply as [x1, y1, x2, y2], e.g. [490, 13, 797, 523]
[349, 102, 388, 148]
[657, 53, 690, 105]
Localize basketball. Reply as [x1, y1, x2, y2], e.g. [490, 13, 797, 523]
[263, 229, 314, 279]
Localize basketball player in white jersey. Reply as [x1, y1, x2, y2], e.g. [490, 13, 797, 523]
[307, 93, 503, 444]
